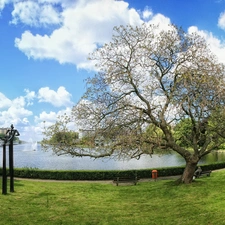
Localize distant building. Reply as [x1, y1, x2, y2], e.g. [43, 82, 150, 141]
[0, 128, 7, 135]
[94, 136, 105, 146]
[79, 129, 95, 139]
[79, 129, 108, 146]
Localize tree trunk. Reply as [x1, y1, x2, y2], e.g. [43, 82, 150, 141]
[177, 156, 199, 184]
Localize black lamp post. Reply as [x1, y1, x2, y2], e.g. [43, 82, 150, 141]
[0, 124, 20, 195]
[1, 138, 7, 195]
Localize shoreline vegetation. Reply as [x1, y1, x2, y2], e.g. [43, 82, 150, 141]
[1, 161, 223, 181]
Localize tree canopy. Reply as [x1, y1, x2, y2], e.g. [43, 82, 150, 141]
[43, 23, 225, 183]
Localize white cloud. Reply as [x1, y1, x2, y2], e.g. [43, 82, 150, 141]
[0, 92, 33, 129]
[142, 7, 153, 20]
[148, 13, 171, 30]
[24, 89, 36, 106]
[0, 91, 35, 137]
[20, 125, 41, 141]
[0, 92, 11, 109]
[38, 0, 74, 7]
[3, 0, 224, 72]
[0, 87, 74, 140]
[0, 0, 9, 11]
[188, 26, 225, 64]
[14, 0, 142, 69]
[0, 97, 33, 128]
[34, 107, 75, 132]
[35, 107, 72, 123]
[38, 86, 73, 107]
[12, 0, 173, 69]
[38, 0, 61, 4]
[218, 11, 225, 30]
[36, 110, 58, 122]
[5, 96, 33, 120]
[0, 85, 75, 140]
[11, 1, 62, 26]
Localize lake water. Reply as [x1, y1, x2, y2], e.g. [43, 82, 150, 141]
[0, 144, 225, 171]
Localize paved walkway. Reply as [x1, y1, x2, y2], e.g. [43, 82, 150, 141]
[13, 175, 181, 184]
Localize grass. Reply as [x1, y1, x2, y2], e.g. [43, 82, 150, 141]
[1, 171, 225, 225]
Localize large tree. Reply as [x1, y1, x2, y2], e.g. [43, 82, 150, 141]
[43, 24, 225, 183]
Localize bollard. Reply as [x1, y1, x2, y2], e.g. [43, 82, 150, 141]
[152, 170, 158, 181]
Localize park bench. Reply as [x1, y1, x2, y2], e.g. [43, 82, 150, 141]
[194, 170, 212, 179]
[113, 176, 138, 186]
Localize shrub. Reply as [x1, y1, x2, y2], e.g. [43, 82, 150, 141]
[0, 162, 224, 180]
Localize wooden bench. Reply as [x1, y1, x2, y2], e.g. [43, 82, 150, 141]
[113, 177, 138, 186]
[194, 170, 212, 179]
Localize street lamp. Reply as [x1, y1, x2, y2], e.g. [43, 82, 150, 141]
[0, 125, 20, 195]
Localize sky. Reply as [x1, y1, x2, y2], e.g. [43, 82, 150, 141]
[0, 0, 225, 141]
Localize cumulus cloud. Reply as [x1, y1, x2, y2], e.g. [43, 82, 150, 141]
[35, 107, 72, 122]
[34, 107, 75, 132]
[38, 0, 75, 8]
[0, 95, 33, 128]
[148, 13, 171, 30]
[24, 89, 36, 106]
[38, 86, 73, 107]
[14, 0, 143, 69]
[0, 0, 9, 12]
[218, 11, 225, 30]
[3, 0, 224, 71]
[142, 6, 153, 20]
[0, 85, 74, 140]
[11, 1, 62, 26]
[188, 26, 225, 64]
[0, 92, 11, 109]
[0, 87, 74, 140]
[36, 110, 58, 122]
[15, 0, 170, 69]
[20, 124, 42, 142]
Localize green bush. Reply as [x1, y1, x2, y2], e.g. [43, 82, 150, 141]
[0, 162, 224, 180]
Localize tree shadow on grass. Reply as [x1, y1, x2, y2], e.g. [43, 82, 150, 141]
[0, 179, 25, 187]
[14, 180, 25, 187]
[37, 192, 55, 197]
[163, 178, 208, 187]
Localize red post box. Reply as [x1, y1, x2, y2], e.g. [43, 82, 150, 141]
[152, 170, 158, 180]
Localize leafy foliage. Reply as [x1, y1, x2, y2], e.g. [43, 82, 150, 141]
[47, 131, 79, 145]
[174, 119, 195, 147]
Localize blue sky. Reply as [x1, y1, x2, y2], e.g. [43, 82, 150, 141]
[0, 0, 225, 141]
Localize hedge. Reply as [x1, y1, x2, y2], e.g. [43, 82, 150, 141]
[0, 162, 224, 180]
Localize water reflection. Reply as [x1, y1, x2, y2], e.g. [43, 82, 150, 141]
[200, 151, 225, 164]
[0, 144, 224, 170]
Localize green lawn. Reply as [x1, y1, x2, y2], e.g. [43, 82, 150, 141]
[0, 170, 225, 225]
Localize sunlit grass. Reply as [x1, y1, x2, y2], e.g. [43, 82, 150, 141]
[0, 170, 225, 224]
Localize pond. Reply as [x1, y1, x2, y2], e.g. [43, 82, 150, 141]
[0, 144, 225, 170]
